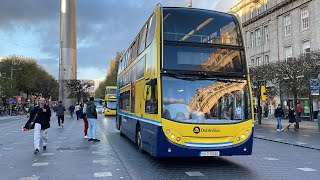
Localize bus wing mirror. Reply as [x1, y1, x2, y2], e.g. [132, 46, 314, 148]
[144, 85, 152, 101]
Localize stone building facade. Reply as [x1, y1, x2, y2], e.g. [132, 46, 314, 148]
[230, 0, 320, 119]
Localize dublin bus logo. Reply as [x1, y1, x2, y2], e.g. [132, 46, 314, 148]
[193, 126, 200, 134]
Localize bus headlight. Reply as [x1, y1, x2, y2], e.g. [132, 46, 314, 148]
[246, 130, 249, 134]
[241, 135, 246, 139]
[176, 137, 181, 142]
[166, 129, 170, 134]
[237, 137, 240, 141]
[171, 134, 175, 139]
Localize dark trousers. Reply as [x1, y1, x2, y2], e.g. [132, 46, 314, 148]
[58, 115, 64, 126]
[76, 111, 80, 120]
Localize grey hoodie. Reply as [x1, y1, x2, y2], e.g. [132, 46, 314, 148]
[56, 103, 66, 116]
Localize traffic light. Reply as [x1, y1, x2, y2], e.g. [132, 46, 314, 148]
[261, 85, 267, 102]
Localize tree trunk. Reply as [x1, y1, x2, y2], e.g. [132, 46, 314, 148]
[294, 93, 300, 129]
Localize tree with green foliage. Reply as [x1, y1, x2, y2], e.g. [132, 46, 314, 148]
[0, 55, 59, 100]
[65, 79, 94, 104]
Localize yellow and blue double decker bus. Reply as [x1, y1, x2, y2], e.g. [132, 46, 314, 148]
[104, 86, 117, 115]
[116, 5, 253, 157]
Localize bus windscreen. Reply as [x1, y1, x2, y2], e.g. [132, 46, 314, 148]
[163, 8, 241, 46]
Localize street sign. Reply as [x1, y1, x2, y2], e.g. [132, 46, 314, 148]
[310, 79, 320, 90]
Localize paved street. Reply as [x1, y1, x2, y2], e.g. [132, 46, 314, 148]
[0, 115, 320, 180]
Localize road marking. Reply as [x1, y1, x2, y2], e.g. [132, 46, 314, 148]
[32, 162, 49, 166]
[302, 135, 310, 137]
[274, 138, 283, 141]
[256, 135, 265, 138]
[296, 142, 307, 145]
[94, 172, 112, 177]
[264, 157, 279, 161]
[185, 171, 205, 177]
[297, 168, 317, 172]
[2, 148, 13, 150]
[19, 176, 40, 180]
[93, 159, 110, 164]
[41, 153, 55, 156]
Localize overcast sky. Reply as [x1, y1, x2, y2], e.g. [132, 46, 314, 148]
[0, 0, 239, 81]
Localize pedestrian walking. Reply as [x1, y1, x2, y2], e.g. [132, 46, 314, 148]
[274, 104, 284, 131]
[82, 102, 89, 139]
[264, 104, 269, 119]
[56, 101, 66, 128]
[297, 102, 302, 124]
[75, 103, 81, 120]
[86, 97, 100, 142]
[287, 107, 296, 130]
[30, 100, 51, 154]
[69, 104, 75, 119]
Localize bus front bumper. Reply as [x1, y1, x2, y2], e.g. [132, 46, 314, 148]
[155, 127, 254, 157]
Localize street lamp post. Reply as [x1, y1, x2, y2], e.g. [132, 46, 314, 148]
[10, 67, 22, 89]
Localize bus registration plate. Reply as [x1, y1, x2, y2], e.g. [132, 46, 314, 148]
[200, 151, 220, 157]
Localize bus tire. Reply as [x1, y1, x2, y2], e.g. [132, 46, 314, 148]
[136, 126, 145, 153]
[119, 117, 124, 137]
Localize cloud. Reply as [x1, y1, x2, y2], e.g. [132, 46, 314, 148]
[0, 0, 239, 80]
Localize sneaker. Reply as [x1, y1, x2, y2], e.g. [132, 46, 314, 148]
[280, 128, 284, 131]
[92, 139, 100, 142]
[62, 124, 64, 128]
[58, 126, 61, 129]
[34, 149, 39, 154]
[276, 129, 281, 131]
[84, 135, 88, 139]
[43, 146, 47, 151]
[88, 138, 94, 142]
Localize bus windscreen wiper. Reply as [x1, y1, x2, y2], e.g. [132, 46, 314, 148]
[195, 72, 245, 83]
[161, 71, 197, 81]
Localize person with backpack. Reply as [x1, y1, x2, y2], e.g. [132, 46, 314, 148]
[274, 104, 284, 131]
[86, 97, 100, 142]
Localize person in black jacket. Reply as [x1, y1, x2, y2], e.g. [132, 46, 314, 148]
[32, 100, 51, 154]
[287, 107, 295, 130]
[274, 104, 284, 131]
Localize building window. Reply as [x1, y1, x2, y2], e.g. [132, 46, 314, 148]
[284, 15, 291, 36]
[285, 46, 292, 62]
[264, 0, 268, 11]
[301, 7, 309, 30]
[251, 59, 255, 67]
[251, 32, 254, 48]
[257, 3, 261, 15]
[255, 29, 261, 47]
[256, 57, 261, 66]
[264, 25, 269, 43]
[250, 6, 254, 19]
[301, 41, 310, 54]
[264, 55, 269, 64]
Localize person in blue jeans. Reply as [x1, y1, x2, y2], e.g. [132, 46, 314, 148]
[86, 97, 100, 142]
[274, 104, 284, 131]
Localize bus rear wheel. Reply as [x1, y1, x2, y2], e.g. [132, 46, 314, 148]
[136, 127, 144, 153]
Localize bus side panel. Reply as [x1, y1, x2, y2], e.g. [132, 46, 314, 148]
[139, 121, 157, 155]
[154, 126, 254, 157]
[121, 115, 138, 143]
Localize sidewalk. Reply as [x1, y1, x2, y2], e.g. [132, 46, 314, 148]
[0, 114, 130, 179]
[254, 118, 320, 150]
